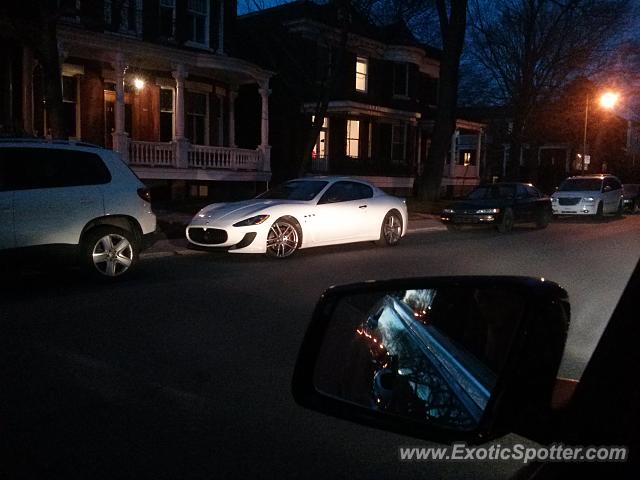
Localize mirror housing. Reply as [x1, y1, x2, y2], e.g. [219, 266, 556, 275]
[292, 276, 569, 445]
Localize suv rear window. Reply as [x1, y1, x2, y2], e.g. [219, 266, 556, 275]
[0, 147, 111, 191]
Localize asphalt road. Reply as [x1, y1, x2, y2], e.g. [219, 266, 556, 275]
[1, 215, 639, 479]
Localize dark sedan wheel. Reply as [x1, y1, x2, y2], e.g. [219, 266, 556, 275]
[535, 209, 551, 229]
[596, 202, 604, 219]
[377, 211, 403, 246]
[497, 208, 514, 233]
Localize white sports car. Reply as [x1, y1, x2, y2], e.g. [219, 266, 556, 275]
[186, 176, 408, 258]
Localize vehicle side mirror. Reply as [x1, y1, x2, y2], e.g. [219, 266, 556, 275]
[292, 277, 569, 445]
[603, 185, 612, 192]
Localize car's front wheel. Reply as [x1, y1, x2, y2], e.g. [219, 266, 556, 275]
[497, 208, 514, 233]
[377, 211, 403, 246]
[82, 226, 137, 279]
[266, 218, 300, 258]
[596, 201, 604, 219]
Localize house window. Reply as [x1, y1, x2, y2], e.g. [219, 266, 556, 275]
[391, 124, 407, 164]
[463, 152, 472, 166]
[355, 57, 368, 93]
[104, 0, 139, 33]
[312, 117, 329, 160]
[186, 91, 207, 145]
[159, 87, 174, 142]
[62, 75, 79, 138]
[393, 63, 409, 97]
[159, 0, 176, 38]
[346, 119, 360, 158]
[187, 0, 208, 46]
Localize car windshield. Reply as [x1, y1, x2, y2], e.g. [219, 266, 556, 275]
[257, 180, 328, 201]
[559, 178, 603, 192]
[467, 185, 515, 200]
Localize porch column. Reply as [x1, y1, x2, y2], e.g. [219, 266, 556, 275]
[258, 80, 271, 172]
[229, 88, 238, 148]
[22, 47, 34, 135]
[416, 128, 422, 176]
[172, 64, 189, 168]
[449, 130, 458, 178]
[475, 129, 482, 176]
[112, 53, 129, 162]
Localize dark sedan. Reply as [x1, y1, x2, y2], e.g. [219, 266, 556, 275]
[440, 183, 552, 233]
[622, 184, 640, 213]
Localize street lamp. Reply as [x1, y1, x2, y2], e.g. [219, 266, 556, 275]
[582, 90, 620, 172]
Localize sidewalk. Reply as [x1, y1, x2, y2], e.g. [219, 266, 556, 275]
[143, 210, 445, 259]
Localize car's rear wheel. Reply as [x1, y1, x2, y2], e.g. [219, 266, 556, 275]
[266, 218, 300, 258]
[377, 211, 403, 246]
[535, 209, 551, 229]
[82, 226, 137, 279]
[497, 208, 514, 233]
[634, 200, 640, 214]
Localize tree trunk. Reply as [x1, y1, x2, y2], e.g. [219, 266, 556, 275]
[417, 0, 468, 201]
[297, 0, 350, 178]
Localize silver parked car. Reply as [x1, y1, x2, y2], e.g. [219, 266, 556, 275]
[0, 140, 156, 278]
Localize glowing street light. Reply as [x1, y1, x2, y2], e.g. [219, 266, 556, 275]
[133, 77, 145, 90]
[599, 91, 620, 110]
[582, 89, 620, 172]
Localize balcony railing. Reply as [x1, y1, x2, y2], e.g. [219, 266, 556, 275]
[188, 144, 260, 170]
[129, 141, 175, 166]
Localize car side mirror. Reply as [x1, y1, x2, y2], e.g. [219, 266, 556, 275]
[292, 277, 569, 445]
[603, 185, 612, 192]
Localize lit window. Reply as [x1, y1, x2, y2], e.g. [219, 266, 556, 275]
[312, 117, 329, 160]
[346, 120, 360, 158]
[463, 152, 472, 166]
[391, 124, 407, 164]
[187, 0, 208, 45]
[355, 57, 368, 93]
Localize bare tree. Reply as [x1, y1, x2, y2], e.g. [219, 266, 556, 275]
[469, 0, 632, 178]
[417, 0, 469, 200]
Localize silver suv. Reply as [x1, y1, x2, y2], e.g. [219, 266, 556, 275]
[0, 140, 156, 278]
[551, 174, 623, 217]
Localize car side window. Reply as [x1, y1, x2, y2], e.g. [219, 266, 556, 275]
[525, 186, 540, 198]
[2, 148, 111, 191]
[318, 181, 372, 204]
[610, 178, 622, 191]
[516, 184, 528, 199]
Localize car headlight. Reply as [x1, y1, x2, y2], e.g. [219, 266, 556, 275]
[443, 208, 455, 214]
[233, 215, 270, 227]
[551, 197, 558, 202]
[583, 197, 595, 203]
[475, 208, 500, 214]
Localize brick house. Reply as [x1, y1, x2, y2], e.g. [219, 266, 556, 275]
[0, 0, 273, 200]
[236, 0, 484, 196]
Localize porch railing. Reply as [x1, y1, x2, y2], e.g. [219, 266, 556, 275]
[188, 144, 260, 170]
[129, 141, 175, 167]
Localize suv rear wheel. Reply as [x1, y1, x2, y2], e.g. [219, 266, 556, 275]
[82, 226, 138, 279]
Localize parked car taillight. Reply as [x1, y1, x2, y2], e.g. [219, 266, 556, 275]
[137, 187, 152, 203]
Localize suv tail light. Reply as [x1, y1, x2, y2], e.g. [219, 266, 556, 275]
[137, 187, 152, 203]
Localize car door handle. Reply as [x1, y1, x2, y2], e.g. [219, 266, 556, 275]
[359, 205, 367, 209]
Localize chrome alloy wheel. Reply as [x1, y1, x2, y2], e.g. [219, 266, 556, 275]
[266, 221, 299, 258]
[383, 214, 402, 245]
[91, 233, 134, 277]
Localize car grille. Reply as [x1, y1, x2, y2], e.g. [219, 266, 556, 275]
[558, 197, 581, 206]
[189, 227, 228, 245]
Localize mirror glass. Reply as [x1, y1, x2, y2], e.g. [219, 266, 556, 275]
[313, 286, 525, 431]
